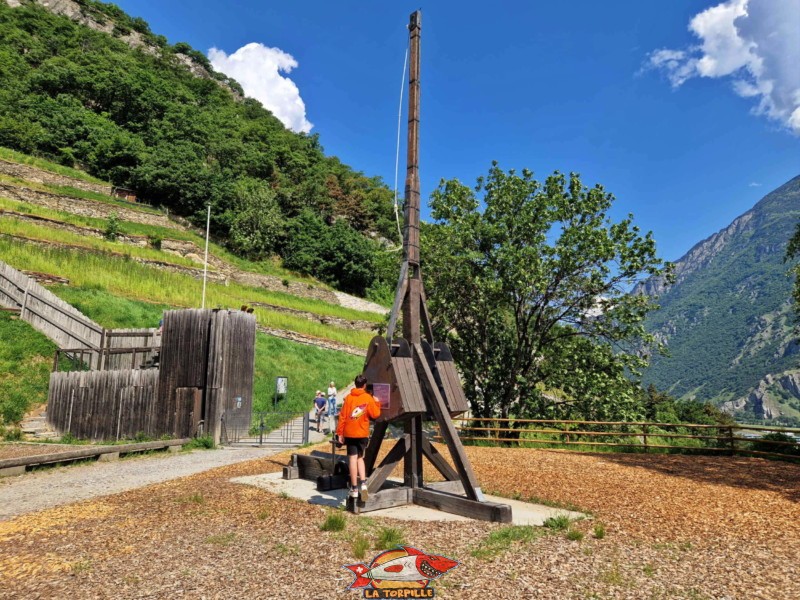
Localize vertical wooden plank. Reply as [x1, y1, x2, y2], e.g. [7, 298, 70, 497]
[413, 342, 480, 501]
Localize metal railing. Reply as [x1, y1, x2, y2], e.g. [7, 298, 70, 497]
[220, 410, 309, 447]
[434, 418, 800, 460]
[53, 346, 160, 372]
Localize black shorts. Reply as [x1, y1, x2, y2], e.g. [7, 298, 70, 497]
[344, 437, 368, 457]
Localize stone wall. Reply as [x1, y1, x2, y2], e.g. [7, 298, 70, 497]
[0, 182, 180, 229]
[0, 159, 111, 196]
[256, 325, 366, 357]
[249, 302, 377, 332]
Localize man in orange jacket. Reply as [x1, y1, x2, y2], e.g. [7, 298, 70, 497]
[336, 373, 381, 501]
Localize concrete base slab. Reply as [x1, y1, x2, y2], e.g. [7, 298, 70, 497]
[97, 452, 120, 462]
[231, 472, 585, 525]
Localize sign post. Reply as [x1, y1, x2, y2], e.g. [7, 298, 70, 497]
[274, 376, 288, 407]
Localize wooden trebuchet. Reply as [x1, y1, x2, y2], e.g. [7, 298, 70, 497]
[353, 10, 511, 523]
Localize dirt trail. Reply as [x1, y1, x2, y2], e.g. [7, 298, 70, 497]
[0, 446, 280, 520]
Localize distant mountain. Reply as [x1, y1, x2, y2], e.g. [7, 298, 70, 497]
[638, 175, 800, 425]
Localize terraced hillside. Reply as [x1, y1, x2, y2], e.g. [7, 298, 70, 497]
[0, 149, 384, 429]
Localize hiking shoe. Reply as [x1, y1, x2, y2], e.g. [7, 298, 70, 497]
[359, 484, 369, 502]
[348, 487, 359, 499]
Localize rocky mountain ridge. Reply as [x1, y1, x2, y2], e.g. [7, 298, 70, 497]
[640, 175, 800, 424]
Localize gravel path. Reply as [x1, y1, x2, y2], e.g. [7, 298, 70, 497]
[0, 446, 280, 520]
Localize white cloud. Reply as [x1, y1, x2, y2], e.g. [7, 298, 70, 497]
[645, 0, 800, 135]
[208, 43, 313, 134]
[748, 181, 762, 187]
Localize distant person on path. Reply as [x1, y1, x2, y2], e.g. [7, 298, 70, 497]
[327, 380, 338, 416]
[313, 390, 327, 432]
[336, 374, 380, 501]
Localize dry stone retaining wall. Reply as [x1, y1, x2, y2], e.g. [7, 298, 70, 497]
[0, 182, 179, 229]
[256, 325, 366, 357]
[0, 159, 111, 196]
[248, 301, 378, 332]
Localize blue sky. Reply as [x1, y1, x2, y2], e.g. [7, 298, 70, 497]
[114, 0, 798, 262]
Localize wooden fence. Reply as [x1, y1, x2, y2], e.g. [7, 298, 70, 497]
[0, 260, 103, 363]
[45, 309, 254, 442]
[53, 331, 161, 372]
[47, 369, 160, 441]
[102, 329, 161, 370]
[435, 418, 800, 460]
[1, 260, 160, 371]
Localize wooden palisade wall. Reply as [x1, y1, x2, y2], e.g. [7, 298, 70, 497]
[47, 369, 159, 441]
[46, 308, 254, 442]
[156, 309, 255, 444]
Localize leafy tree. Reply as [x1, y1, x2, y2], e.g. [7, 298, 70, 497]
[787, 221, 800, 321]
[638, 384, 734, 425]
[282, 211, 378, 296]
[422, 163, 673, 420]
[227, 178, 282, 259]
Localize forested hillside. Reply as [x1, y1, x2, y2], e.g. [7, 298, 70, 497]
[640, 175, 800, 424]
[0, 0, 398, 297]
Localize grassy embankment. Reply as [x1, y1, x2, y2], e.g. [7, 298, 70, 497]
[0, 156, 342, 285]
[0, 215, 202, 268]
[0, 200, 382, 324]
[0, 146, 107, 185]
[0, 311, 59, 430]
[0, 238, 378, 346]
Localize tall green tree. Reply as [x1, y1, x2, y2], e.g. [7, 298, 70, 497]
[226, 178, 282, 259]
[787, 221, 800, 321]
[422, 163, 673, 420]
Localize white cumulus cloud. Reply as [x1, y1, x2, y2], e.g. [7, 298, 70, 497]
[208, 43, 313, 133]
[645, 0, 800, 135]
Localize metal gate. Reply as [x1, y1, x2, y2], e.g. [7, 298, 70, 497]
[220, 409, 309, 447]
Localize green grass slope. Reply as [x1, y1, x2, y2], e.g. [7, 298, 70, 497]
[0, 310, 59, 426]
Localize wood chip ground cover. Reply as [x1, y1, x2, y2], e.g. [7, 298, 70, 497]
[0, 445, 797, 599]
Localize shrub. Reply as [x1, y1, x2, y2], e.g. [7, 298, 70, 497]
[320, 512, 347, 532]
[543, 515, 571, 531]
[470, 525, 538, 559]
[104, 213, 121, 241]
[752, 432, 800, 456]
[593, 523, 606, 539]
[352, 535, 370, 559]
[375, 527, 405, 549]
[183, 436, 214, 450]
[1, 426, 23, 441]
[566, 528, 584, 541]
[59, 432, 80, 444]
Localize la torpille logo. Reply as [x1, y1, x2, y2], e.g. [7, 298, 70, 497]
[343, 545, 459, 598]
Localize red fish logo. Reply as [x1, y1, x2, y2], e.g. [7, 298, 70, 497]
[343, 545, 459, 595]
